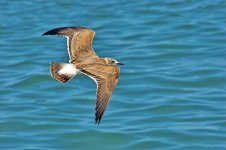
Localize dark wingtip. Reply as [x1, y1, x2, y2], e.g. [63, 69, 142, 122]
[42, 32, 48, 36]
[42, 27, 68, 36]
[95, 115, 103, 125]
[42, 26, 87, 36]
[42, 33, 46, 36]
[95, 118, 101, 125]
[42, 29, 58, 36]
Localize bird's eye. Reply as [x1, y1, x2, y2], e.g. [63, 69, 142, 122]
[111, 60, 115, 63]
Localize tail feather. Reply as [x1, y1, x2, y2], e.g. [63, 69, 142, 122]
[50, 62, 77, 83]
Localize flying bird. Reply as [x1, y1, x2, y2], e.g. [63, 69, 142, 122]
[43, 26, 123, 124]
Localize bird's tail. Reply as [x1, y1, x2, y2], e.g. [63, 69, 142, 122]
[50, 62, 78, 83]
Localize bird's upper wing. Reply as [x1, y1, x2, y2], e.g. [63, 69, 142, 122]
[79, 64, 120, 124]
[43, 26, 97, 63]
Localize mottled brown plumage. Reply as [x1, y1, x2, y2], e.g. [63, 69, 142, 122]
[43, 26, 123, 124]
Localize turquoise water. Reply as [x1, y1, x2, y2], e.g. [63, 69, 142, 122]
[1, 0, 226, 149]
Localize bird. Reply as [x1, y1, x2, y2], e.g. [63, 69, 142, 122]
[42, 26, 123, 124]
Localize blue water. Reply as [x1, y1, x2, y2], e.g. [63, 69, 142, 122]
[0, 0, 226, 149]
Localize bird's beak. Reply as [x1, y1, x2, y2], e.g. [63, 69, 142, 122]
[117, 62, 124, 65]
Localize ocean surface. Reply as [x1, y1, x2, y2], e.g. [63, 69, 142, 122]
[0, 0, 226, 149]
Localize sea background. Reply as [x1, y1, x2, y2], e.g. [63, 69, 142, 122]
[0, 0, 225, 149]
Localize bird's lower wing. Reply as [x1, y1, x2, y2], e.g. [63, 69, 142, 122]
[95, 77, 118, 124]
[79, 64, 119, 124]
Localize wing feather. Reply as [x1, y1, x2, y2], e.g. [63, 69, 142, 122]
[43, 26, 97, 62]
[79, 64, 119, 124]
[95, 78, 117, 124]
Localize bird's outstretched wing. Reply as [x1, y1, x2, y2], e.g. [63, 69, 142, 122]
[79, 64, 120, 124]
[43, 26, 97, 63]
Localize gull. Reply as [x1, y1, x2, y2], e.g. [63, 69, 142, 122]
[43, 26, 123, 124]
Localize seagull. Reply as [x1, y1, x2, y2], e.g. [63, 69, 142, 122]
[43, 26, 123, 124]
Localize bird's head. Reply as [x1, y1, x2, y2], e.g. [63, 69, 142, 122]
[104, 57, 124, 66]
